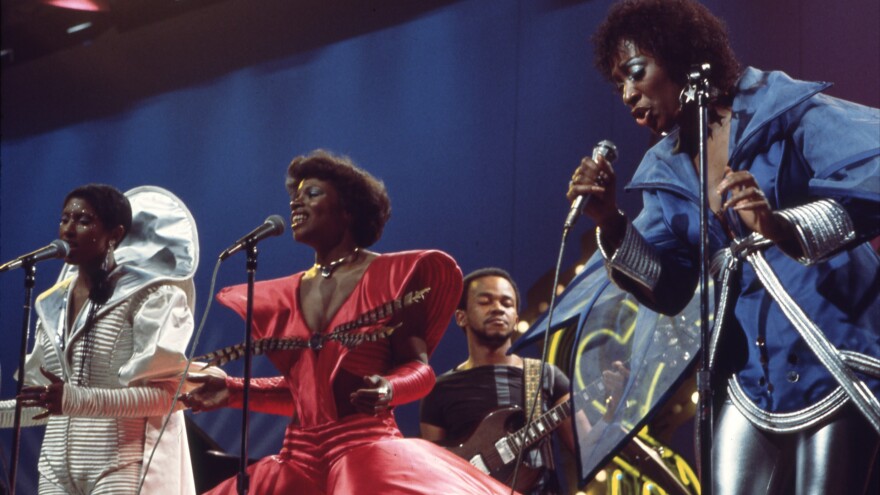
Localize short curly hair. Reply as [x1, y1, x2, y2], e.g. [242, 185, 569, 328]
[459, 267, 520, 311]
[593, 0, 740, 97]
[64, 183, 132, 241]
[285, 150, 391, 248]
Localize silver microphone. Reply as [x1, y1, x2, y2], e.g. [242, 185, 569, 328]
[0, 239, 70, 272]
[564, 140, 618, 230]
[219, 215, 286, 261]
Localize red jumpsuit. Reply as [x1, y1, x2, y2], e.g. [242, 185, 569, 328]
[206, 250, 517, 494]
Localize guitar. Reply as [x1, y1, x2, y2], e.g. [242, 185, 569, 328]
[446, 402, 571, 492]
[444, 362, 697, 495]
[445, 368, 614, 492]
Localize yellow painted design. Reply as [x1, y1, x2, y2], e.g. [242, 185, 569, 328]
[610, 469, 624, 495]
[676, 456, 701, 495]
[548, 327, 565, 363]
[640, 362, 665, 417]
[574, 298, 638, 389]
[612, 456, 640, 478]
[642, 482, 669, 495]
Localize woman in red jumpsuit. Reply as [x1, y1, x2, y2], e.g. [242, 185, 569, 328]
[185, 149, 516, 494]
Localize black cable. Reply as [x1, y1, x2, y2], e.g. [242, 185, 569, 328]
[136, 258, 222, 495]
[508, 222, 576, 494]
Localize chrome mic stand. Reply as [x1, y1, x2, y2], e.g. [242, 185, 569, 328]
[237, 244, 258, 495]
[682, 63, 714, 495]
[8, 262, 38, 495]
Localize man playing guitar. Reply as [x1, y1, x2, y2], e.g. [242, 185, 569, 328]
[420, 268, 575, 494]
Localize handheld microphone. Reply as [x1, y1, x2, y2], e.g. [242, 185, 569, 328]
[219, 215, 286, 261]
[0, 240, 70, 273]
[563, 140, 618, 231]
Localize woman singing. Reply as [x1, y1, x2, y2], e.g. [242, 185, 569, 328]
[184, 150, 515, 494]
[568, 1, 879, 493]
[1, 184, 199, 494]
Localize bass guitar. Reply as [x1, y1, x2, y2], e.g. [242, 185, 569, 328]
[445, 359, 631, 491]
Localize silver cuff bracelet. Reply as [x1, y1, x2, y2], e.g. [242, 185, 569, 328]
[775, 199, 855, 265]
[597, 220, 661, 291]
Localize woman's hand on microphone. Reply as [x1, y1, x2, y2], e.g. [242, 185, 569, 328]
[567, 154, 620, 227]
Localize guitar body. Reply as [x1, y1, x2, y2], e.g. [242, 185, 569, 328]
[446, 407, 544, 492]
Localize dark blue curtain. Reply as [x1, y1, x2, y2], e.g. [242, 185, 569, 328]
[2, 0, 877, 491]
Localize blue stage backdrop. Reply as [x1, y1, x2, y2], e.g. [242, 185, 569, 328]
[2, 0, 877, 492]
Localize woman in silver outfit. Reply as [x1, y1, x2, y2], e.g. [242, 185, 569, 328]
[1, 184, 199, 494]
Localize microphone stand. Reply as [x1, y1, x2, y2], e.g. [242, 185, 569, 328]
[8, 262, 38, 495]
[237, 244, 258, 495]
[686, 63, 714, 495]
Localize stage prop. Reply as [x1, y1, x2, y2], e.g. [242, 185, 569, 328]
[514, 251, 709, 493]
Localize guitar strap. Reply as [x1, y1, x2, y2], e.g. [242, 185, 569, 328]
[523, 358, 542, 418]
[522, 358, 556, 471]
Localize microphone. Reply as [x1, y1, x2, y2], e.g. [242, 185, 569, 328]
[0, 240, 70, 273]
[219, 215, 286, 261]
[563, 140, 619, 231]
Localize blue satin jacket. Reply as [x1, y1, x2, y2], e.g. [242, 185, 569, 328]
[626, 67, 879, 419]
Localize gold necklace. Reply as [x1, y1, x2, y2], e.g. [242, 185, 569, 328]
[314, 248, 360, 278]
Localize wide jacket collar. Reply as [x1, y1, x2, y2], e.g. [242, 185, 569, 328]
[625, 67, 830, 201]
[35, 186, 199, 341]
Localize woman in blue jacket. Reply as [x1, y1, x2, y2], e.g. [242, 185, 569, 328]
[568, 1, 879, 493]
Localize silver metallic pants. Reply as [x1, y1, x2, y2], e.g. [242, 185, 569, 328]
[713, 400, 879, 495]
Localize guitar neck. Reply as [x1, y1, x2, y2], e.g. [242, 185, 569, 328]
[506, 359, 624, 454]
[506, 399, 572, 454]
